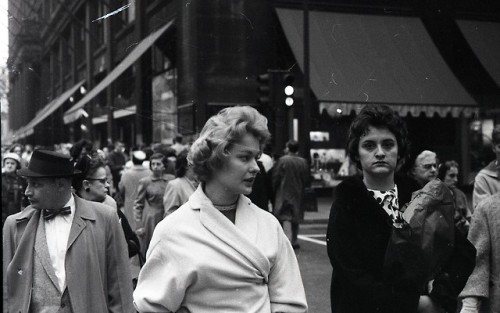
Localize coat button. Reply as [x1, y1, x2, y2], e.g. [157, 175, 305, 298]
[61, 303, 65, 308]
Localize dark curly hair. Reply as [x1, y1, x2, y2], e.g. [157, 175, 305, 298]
[346, 104, 409, 170]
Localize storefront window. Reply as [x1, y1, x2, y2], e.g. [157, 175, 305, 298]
[152, 68, 177, 144]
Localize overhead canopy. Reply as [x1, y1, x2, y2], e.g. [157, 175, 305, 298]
[63, 20, 174, 124]
[456, 19, 500, 87]
[13, 80, 85, 140]
[276, 9, 479, 117]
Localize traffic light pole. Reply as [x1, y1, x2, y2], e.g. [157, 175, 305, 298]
[301, 1, 311, 162]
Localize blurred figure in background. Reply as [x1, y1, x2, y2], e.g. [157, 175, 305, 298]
[108, 140, 129, 194]
[472, 125, 500, 210]
[438, 160, 471, 236]
[459, 193, 500, 313]
[170, 134, 187, 156]
[272, 140, 310, 249]
[69, 139, 93, 164]
[134, 153, 174, 257]
[2, 152, 28, 226]
[410, 150, 438, 187]
[163, 150, 198, 218]
[9, 143, 26, 167]
[22, 144, 33, 165]
[119, 150, 151, 231]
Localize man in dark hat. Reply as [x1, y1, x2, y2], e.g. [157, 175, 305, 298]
[3, 150, 135, 313]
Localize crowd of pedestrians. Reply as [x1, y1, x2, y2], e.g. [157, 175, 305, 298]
[2, 105, 499, 312]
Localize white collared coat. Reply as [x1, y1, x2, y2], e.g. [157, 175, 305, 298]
[133, 186, 308, 313]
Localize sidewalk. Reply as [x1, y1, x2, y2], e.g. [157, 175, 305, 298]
[303, 196, 332, 224]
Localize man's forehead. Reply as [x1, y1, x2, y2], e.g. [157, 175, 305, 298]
[417, 155, 436, 165]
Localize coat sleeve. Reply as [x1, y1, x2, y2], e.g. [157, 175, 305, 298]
[163, 181, 181, 218]
[472, 174, 491, 210]
[2, 217, 15, 313]
[133, 179, 147, 228]
[133, 229, 192, 313]
[105, 211, 136, 313]
[268, 224, 308, 313]
[459, 202, 490, 299]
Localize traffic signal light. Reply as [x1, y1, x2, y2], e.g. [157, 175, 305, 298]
[257, 73, 272, 106]
[283, 73, 294, 106]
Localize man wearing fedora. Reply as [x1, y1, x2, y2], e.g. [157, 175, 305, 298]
[3, 150, 135, 313]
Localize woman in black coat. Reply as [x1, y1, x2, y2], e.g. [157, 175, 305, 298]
[326, 104, 475, 313]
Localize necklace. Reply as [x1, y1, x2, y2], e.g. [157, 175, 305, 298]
[213, 201, 237, 211]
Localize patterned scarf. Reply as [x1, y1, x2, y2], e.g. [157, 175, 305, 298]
[368, 185, 406, 227]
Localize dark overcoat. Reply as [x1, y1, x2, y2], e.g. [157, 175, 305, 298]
[326, 177, 476, 313]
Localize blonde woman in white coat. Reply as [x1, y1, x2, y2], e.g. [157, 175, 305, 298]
[134, 106, 308, 313]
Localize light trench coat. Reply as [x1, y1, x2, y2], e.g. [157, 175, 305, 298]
[133, 185, 308, 313]
[2, 195, 135, 313]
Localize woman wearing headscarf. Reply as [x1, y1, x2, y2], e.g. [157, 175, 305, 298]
[2, 152, 28, 226]
[134, 106, 307, 313]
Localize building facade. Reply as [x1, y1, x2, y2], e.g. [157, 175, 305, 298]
[6, 0, 500, 185]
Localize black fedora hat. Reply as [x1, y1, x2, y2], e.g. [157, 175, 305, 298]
[17, 150, 82, 177]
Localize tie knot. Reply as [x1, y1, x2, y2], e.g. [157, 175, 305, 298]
[43, 206, 71, 220]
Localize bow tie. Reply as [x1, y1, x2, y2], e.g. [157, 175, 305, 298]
[43, 206, 71, 220]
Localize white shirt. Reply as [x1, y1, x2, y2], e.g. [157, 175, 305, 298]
[44, 194, 75, 292]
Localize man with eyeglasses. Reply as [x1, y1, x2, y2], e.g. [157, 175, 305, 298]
[472, 124, 500, 210]
[411, 150, 438, 187]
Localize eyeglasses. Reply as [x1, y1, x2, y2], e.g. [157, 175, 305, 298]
[420, 163, 437, 170]
[86, 178, 108, 184]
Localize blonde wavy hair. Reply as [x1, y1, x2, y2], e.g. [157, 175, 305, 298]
[187, 106, 271, 182]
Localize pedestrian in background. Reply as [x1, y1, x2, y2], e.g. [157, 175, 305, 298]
[163, 150, 198, 217]
[327, 104, 475, 313]
[3, 150, 135, 312]
[438, 160, 471, 236]
[459, 192, 500, 313]
[272, 140, 310, 249]
[73, 154, 141, 259]
[69, 138, 93, 164]
[108, 140, 129, 193]
[9, 143, 26, 167]
[119, 150, 151, 231]
[472, 124, 500, 210]
[2, 152, 28, 225]
[134, 152, 174, 257]
[410, 150, 438, 187]
[134, 105, 307, 313]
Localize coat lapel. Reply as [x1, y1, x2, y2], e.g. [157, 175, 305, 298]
[6, 207, 40, 312]
[33, 213, 62, 292]
[67, 195, 97, 250]
[192, 187, 271, 282]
